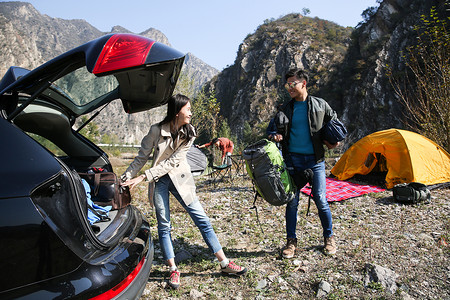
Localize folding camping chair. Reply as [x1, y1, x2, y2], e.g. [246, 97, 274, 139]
[230, 154, 246, 177]
[206, 152, 233, 187]
[209, 163, 232, 187]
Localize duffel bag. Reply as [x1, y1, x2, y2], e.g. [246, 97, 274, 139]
[393, 182, 431, 204]
[321, 119, 347, 144]
[79, 171, 131, 210]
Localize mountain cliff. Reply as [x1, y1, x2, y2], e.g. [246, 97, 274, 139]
[206, 14, 353, 140]
[0, 2, 102, 74]
[0, 1, 218, 144]
[207, 0, 446, 146]
[325, 0, 446, 142]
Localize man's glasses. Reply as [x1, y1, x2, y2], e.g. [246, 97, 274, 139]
[284, 81, 301, 90]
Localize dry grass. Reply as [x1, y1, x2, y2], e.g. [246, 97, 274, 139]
[112, 156, 450, 299]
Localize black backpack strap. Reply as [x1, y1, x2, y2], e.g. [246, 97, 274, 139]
[303, 169, 313, 216]
[247, 149, 265, 234]
[250, 184, 265, 234]
[306, 193, 312, 216]
[88, 203, 111, 223]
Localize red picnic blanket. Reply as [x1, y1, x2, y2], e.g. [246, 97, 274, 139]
[300, 177, 386, 202]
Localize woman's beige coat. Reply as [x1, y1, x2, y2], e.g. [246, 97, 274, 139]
[124, 122, 197, 206]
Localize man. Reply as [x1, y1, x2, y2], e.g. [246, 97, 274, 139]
[271, 68, 339, 257]
[197, 137, 234, 166]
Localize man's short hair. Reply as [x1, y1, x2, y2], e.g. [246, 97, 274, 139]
[285, 68, 309, 83]
[211, 138, 219, 144]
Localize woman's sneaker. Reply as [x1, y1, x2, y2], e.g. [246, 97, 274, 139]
[221, 261, 247, 276]
[168, 270, 180, 289]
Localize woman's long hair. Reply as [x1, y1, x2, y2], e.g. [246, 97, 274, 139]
[160, 94, 196, 142]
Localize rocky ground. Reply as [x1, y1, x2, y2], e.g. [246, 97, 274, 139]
[112, 156, 449, 299]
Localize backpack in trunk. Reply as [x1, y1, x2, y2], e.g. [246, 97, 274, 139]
[243, 139, 296, 206]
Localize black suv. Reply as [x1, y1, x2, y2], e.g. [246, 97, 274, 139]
[0, 33, 185, 299]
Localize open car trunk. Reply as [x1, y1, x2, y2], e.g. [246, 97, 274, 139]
[0, 33, 185, 243]
[14, 100, 134, 241]
[0, 33, 187, 299]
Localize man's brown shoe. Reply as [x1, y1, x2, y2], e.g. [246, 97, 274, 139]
[282, 238, 297, 258]
[324, 236, 337, 255]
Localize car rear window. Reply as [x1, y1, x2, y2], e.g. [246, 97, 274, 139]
[53, 66, 119, 106]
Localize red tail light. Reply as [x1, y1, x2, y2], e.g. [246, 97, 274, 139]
[93, 34, 155, 75]
[89, 257, 145, 300]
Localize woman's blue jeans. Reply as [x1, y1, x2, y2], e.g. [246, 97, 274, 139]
[285, 153, 333, 238]
[153, 174, 222, 261]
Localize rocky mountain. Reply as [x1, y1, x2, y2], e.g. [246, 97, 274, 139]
[0, 1, 218, 144]
[1, 0, 446, 146]
[206, 14, 353, 141]
[184, 53, 219, 93]
[207, 0, 446, 146]
[324, 0, 446, 143]
[0, 2, 102, 74]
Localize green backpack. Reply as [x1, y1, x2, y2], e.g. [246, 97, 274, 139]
[243, 139, 296, 206]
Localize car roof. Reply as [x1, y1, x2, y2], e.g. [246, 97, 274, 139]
[0, 33, 185, 119]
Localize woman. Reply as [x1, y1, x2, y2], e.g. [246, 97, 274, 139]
[122, 94, 247, 289]
[197, 137, 234, 166]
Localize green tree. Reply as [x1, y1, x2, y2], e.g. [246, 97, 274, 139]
[242, 120, 269, 147]
[190, 89, 221, 142]
[100, 133, 113, 145]
[217, 118, 231, 139]
[78, 115, 100, 142]
[174, 71, 195, 98]
[387, 6, 449, 152]
[242, 121, 253, 146]
[100, 132, 119, 145]
[302, 8, 311, 16]
[174, 71, 224, 143]
[361, 6, 377, 23]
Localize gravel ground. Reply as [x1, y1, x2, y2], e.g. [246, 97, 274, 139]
[113, 156, 450, 299]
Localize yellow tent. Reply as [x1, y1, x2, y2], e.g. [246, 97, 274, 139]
[331, 129, 450, 188]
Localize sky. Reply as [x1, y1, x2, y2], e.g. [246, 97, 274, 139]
[6, 0, 379, 70]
